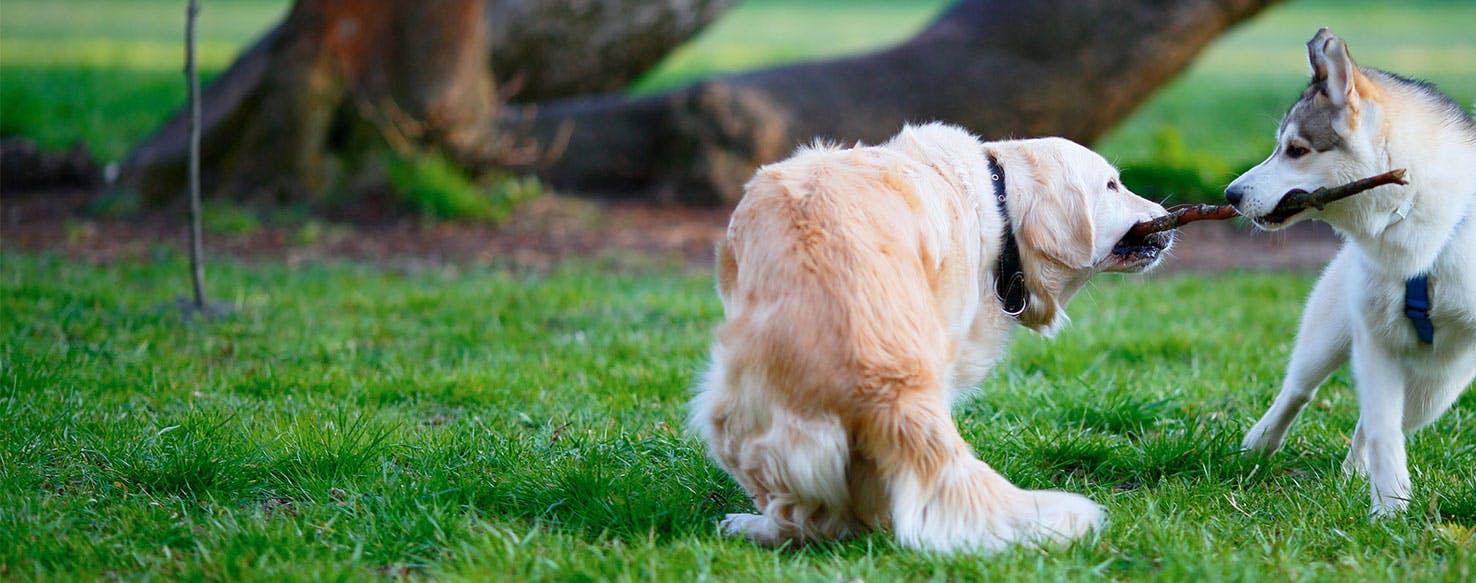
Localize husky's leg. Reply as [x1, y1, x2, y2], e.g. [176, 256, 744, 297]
[1349, 335, 1411, 517]
[854, 387, 1101, 553]
[1243, 266, 1351, 454]
[1353, 369, 1476, 487]
[1402, 369, 1476, 432]
[1342, 419, 1369, 476]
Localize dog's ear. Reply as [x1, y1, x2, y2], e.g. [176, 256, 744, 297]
[1000, 146, 1096, 334]
[1306, 28, 1335, 84]
[1013, 167, 1096, 272]
[1307, 27, 1359, 108]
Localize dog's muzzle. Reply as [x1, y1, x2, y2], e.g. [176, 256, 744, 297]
[1110, 229, 1173, 269]
[1251, 188, 1313, 226]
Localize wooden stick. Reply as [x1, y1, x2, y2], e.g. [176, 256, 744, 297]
[1126, 168, 1409, 236]
[1127, 203, 1238, 237]
[1260, 168, 1407, 223]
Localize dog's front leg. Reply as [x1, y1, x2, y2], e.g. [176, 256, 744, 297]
[1349, 335, 1411, 517]
[1243, 270, 1352, 454]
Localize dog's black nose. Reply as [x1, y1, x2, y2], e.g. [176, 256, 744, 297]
[1224, 186, 1245, 206]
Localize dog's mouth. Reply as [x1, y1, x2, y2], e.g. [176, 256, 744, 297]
[1251, 188, 1313, 227]
[1107, 228, 1173, 272]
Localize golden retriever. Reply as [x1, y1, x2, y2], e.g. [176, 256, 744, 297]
[690, 123, 1172, 553]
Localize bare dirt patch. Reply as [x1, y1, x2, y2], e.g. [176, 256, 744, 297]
[3, 189, 1340, 273]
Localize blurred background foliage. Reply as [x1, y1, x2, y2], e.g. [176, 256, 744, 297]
[2, 0, 1472, 204]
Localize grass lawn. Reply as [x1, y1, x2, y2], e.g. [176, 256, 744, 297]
[4, 0, 1476, 580]
[0, 0, 291, 162]
[3, 252, 1474, 580]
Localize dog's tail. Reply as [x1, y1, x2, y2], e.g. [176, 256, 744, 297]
[851, 385, 1103, 553]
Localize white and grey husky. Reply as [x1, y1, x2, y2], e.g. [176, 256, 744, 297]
[1225, 28, 1476, 516]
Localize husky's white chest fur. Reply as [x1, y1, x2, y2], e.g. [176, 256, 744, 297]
[1225, 27, 1476, 517]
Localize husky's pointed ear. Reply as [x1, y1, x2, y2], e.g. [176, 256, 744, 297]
[1306, 28, 1335, 83]
[1307, 27, 1358, 107]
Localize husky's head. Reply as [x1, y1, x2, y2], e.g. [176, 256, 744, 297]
[1224, 28, 1389, 229]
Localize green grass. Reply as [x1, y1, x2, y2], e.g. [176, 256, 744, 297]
[6, 2, 1474, 579]
[1096, 0, 1476, 200]
[0, 0, 290, 161]
[4, 0, 1473, 197]
[4, 251, 1474, 580]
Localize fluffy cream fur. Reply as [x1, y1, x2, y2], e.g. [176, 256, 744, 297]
[691, 123, 1170, 553]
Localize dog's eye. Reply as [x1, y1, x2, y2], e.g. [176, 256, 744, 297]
[1284, 144, 1310, 159]
[1107, 180, 1119, 191]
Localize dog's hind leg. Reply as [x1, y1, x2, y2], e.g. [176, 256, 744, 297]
[717, 410, 857, 545]
[1402, 369, 1475, 432]
[1348, 371, 1476, 478]
[1348, 369, 1476, 496]
[1243, 265, 1352, 455]
[1349, 336, 1412, 517]
[691, 352, 857, 546]
[854, 386, 1101, 553]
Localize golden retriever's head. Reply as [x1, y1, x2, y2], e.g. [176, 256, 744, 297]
[987, 138, 1172, 333]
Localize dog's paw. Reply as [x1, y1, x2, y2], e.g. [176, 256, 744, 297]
[1240, 419, 1285, 456]
[1366, 468, 1412, 518]
[718, 513, 781, 544]
[1017, 490, 1105, 546]
[900, 488, 1105, 553]
[1368, 494, 1409, 519]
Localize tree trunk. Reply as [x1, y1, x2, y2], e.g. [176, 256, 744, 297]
[124, 0, 496, 204]
[125, 0, 1280, 208]
[122, 0, 737, 204]
[487, 0, 737, 102]
[502, 0, 1283, 204]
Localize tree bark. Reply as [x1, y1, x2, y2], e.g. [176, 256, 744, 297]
[502, 0, 1283, 204]
[487, 0, 737, 102]
[124, 0, 1281, 208]
[124, 0, 496, 204]
[122, 0, 737, 204]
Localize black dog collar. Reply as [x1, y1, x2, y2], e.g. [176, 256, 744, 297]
[989, 155, 1029, 317]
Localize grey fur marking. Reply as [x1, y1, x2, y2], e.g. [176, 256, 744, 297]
[1282, 83, 1346, 153]
[1278, 67, 1476, 155]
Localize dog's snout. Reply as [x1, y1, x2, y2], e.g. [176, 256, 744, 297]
[1224, 185, 1245, 206]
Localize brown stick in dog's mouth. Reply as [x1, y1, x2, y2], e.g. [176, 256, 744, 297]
[1126, 168, 1410, 235]
[1257, 168, 1408, 225]
[1127, 203, 1240, 238]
